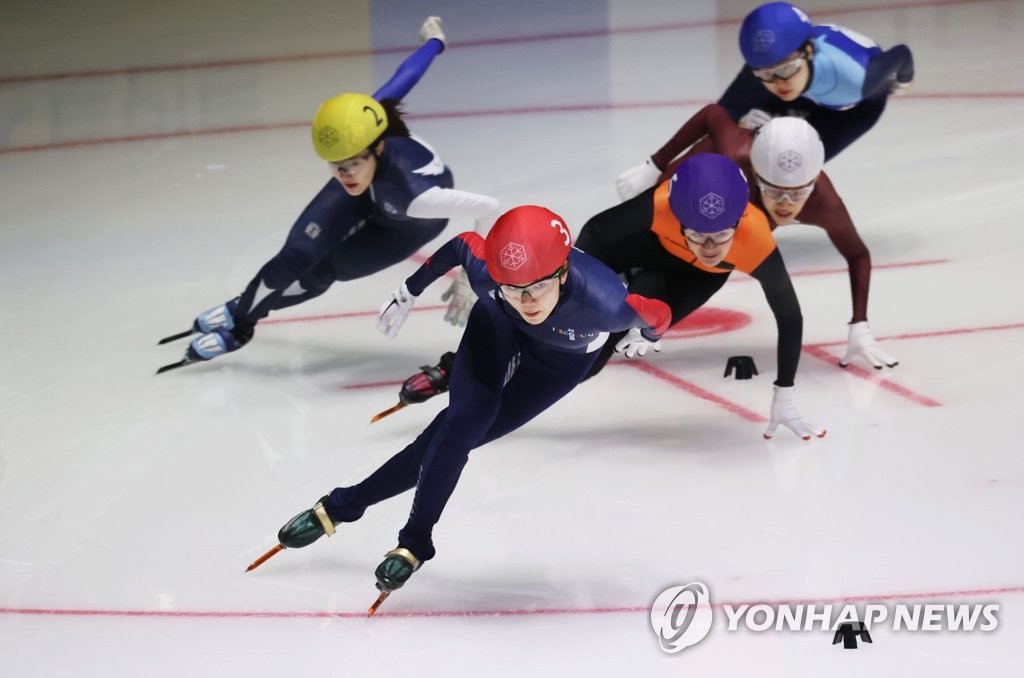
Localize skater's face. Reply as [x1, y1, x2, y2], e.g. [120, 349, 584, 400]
[684, 227, 736, 267]
[756, 175, 816, 225]
[754, 47, 811, 102]
[329, 141, 383, 195]
[500, 264, 568, 325]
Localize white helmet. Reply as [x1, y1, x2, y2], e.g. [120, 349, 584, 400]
[750, 117, 825, 187]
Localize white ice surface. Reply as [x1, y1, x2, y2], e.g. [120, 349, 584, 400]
[1, 1, 1023, 675]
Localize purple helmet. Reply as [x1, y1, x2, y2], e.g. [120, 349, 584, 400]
[667, 154, 749, 233]
[739, 2, 813, 69]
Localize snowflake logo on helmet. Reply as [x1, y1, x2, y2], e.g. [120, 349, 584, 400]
[500, 242, 528, 271]
[752, 29, 775, 53]
[317, 126, 339, 148]
[777, 150, 803, 173]
[698, 192, 725, 220]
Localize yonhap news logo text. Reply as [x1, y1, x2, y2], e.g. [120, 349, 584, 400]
[649, 582, 1000, 653]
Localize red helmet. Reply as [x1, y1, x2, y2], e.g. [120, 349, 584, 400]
[485, 206, 572, 286]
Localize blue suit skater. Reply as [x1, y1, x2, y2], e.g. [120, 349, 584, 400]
[256, 206, 672, 611]
[718, 2, 914, 160]
[177, 17, 499, 366]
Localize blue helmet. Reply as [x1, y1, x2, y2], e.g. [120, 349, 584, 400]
[667, 154, 749, 233]
[739, 2, 813, 68]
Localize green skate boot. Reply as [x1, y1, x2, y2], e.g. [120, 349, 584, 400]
[277, 497, 339, 548]
[367, 547, 421, 616]
[245, 497, 339, 572]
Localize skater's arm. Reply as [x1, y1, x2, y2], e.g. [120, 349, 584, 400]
[796, 173, 872, 322]
[234, 180, 352, 325]
[373, 39, 444, 102]
[406, 187, 500, 221]
[750, 248, 803, 387]
[622, 293, 671, 339]
[650, 103, 732, 171]
[404, 232, 487, 295]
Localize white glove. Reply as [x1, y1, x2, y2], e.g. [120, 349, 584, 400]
[376, 283, 417, 340]
[614, 327, 661, 359]
[738, 108, 773, 131]
[440, 269, 476, 327]
[763, 385, 826, 441]
[420, 16, 445, 46]
[889, 77, 912, 97]
[839, 321, 898, 370]
[615, 159, 661, 201]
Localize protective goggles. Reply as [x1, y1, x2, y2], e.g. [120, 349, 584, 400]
[329, 150, 373, 175]
[683, 228, 736, 246]
[752, 54, 806, 83]
[499, 263, 566, 299]
[756, 177, 816, 203]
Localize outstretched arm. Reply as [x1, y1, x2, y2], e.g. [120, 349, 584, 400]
[650, 103, 734, 171]
[617, 104, 734, 200]
[376, 232, 487, 339]
[796, 173, 872, 322]
[750, 248, 803, 387]
[372, 18, 446, 102]
[752, 249, 826, 440]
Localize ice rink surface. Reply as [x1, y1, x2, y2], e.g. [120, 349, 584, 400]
[2, 0, 1023, 675]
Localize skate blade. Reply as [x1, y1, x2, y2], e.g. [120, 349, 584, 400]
[158, 329, 194, 345]
[155, 359, 191, 375]
[370, 401, 406, 423]
[367, 590, 390, 616]
[245, 544, 285, 572]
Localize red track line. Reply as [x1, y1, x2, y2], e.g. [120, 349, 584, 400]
[906, 91, 1024, 99]
[790, 258, 949, 278]
[618, 360, 768, 423]
[0, 78, 1015, 154]
[260, 303, 446, 325]
[0, 100, 703, 155]
[230, 258, 953, 330]
[338, 343, 767, 421]
[2, 583, 1020, 621]
[810, 321, 1024, 349]
[803, 345, 942, 407]
[729, 258, 948, 284]
[0, 121, 306, 155]
[803, 321, 1024, 407]
[345, 379, 402, 390]
[0, 0, 996, 86]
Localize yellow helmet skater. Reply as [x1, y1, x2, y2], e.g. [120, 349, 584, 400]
[312, 93, 388, 162]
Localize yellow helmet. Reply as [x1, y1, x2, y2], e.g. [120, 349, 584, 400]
[311, 93, 388, 161]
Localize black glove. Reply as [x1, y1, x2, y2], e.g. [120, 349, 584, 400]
[724, 355, 758, 380]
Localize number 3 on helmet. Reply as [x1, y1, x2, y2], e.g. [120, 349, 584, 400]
[485, 206, 573, 286]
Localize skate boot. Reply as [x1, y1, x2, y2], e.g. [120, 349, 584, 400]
[400, 351, 455, 404]
[245, 496, 340, 571]
[375, 547, 421, 591]
[193, 297, 240, 333]
[371, 352, 456, 422]
[185, 324, 254, 363]
[368, 547, 421, 615]
[277, 496, 341, 548]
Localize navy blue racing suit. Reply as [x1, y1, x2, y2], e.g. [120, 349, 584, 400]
[232, 38, 457, 329]
[324, 232, 671, 562]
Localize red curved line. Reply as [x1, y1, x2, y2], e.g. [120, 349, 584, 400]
[2, 583, 1020, 620]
